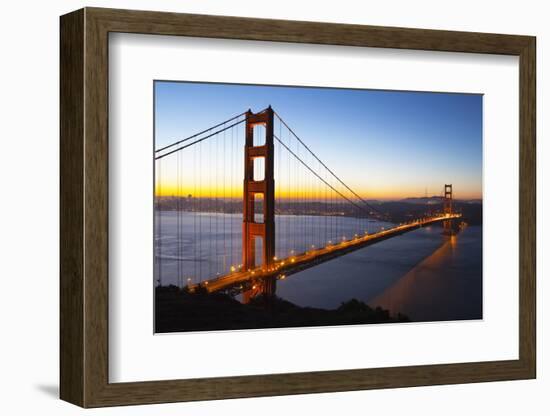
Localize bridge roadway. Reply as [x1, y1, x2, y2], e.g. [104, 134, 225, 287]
[188, 213, 462, 294]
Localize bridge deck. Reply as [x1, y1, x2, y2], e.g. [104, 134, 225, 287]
[188, 214, 461, 294]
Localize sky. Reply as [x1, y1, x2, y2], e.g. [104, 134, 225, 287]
[154, 81, 482, 200]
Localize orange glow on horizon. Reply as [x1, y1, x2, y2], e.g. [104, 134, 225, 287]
[155, 181, 481, 201]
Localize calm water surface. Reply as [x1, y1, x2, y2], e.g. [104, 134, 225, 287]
[155, 212, 482, 322]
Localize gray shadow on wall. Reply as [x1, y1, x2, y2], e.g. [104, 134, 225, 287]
[34, 384, 59, 399]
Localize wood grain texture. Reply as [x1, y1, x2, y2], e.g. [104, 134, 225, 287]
[59, 7, 537, 408]
[518, 38, 536, 376]
[59, 8, 84, 407]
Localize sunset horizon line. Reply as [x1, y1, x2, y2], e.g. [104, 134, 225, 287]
[154, 192, 483, 201]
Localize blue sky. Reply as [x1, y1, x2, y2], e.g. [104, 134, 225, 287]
[155, 81, 482, 200]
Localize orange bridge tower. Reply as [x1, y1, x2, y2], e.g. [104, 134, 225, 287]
[443, 184, 454, 235]
[242, 107, 276, 302]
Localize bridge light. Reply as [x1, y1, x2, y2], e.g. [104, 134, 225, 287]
[273, 256, 278, 261]
[291, 258, 296, 263]
[311, 245, 315, 249]
[252, 285, 257, 290]
[230, 265, 236, 272]
[280, 275, 286, 280]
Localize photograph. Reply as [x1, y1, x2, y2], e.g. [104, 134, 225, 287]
[153, 81, 483, 333]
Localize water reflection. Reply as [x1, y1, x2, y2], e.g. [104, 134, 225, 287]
[370, 227, 482, 321]
[277, 225, 482, 321]
[156, 212, 482, 322]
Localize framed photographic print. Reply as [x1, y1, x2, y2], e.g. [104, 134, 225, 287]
[60, 7, 536, 407]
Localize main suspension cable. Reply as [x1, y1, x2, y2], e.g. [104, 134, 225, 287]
[274, 111, 383, 216]
[155, 111, 247, 154]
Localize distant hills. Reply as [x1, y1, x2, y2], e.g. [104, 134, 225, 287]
[371, 197, 483, 225]
[156, 194, 482, 225]
[398, 196, 482, 205]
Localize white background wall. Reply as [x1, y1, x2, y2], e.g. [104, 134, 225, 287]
[0, 0, 546, 414]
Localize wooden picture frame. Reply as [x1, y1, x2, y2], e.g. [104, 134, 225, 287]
[60, 7, 536, 408]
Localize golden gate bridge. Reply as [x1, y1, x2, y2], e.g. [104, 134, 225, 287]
[155, 107, 461, 302]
